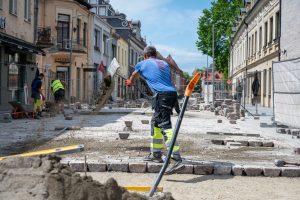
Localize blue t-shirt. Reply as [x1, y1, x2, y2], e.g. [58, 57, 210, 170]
[134, 58, 176, 93]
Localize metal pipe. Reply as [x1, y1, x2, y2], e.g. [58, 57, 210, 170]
[212, 24, 215, 106]
[149, 95, 189, 197]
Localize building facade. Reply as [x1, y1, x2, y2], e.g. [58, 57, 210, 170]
[36, 0, 92, 102]
[0, 0, 44, 111]
[230, 0, 280, 107]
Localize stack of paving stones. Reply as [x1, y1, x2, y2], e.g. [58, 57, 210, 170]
[276, 128, 300, 139]
[65, 160, 300, 177]
[211, 99, 242, 124]
[211, 139, 274, 147]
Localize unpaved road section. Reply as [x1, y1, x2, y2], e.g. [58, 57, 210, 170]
[86, 172, 300, 200]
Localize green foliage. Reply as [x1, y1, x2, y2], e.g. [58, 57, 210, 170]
[196, 0, 242, 78]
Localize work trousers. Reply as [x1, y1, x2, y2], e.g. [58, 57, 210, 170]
[150, 91, 181, 161]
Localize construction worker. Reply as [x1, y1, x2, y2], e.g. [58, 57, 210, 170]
[125, 46, 184, 175]
[31, 73, 44, 119]
[235, 80, 243, 103]
[50, 79, 65, 114]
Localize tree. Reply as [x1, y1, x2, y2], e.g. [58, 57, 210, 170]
[196, 0, 242, 78]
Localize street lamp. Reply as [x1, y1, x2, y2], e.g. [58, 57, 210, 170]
[212, 24, 215, 107]
[69, 14, 82, 106]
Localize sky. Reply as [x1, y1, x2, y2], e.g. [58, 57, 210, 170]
[109, 0, 213, 75]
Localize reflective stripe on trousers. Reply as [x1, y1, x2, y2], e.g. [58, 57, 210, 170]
[151, 126, 181, 160]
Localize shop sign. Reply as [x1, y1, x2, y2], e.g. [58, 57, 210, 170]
[0, 17, 5, 29]
[55, 56, 70, 63]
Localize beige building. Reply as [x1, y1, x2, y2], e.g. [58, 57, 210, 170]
[113, 36, 129, 100]
[36, 0, 93, 102]
[230, 0, 280, 107]
[0, 0, 44, 111]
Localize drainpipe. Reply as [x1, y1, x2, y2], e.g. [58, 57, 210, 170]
[243, 20, 248, 108]
[278, 0, 282, 61]
[33, 0, 39, 42]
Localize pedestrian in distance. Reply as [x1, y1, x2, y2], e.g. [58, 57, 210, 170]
[125, 46, 184, 175]
[50, 79, 65, 114]
[235, 80, 243, 103]
[252, 72, 260, 106]
[31, 73, 44, 119]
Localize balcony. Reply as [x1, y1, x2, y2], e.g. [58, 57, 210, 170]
[36, 27, 53, 48]
[48, 38, 87, 53]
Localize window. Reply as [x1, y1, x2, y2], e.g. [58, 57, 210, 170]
[89, 0, 98, 4]
[269, 17, 273, 43]
[254, 31, 257, 54]
[76, 18, 81, 44]
[0, 0, 3, 10]
[9, 0, 17, 15]
[103, 34, 108, 55]
[57, 14, 70, 48]
[91, 7, 97, 14]
[264, 21, 268, 47]
[94, 29, 100, 50]
[112, 44, 116, 58]
[275, 12, 280, 39]
[99, 6, 106, 16]
[263, 69, 267, 96]
[251, 34, 254, 55]
[83, 23, 87, 47]
[259, 27, 262, 50]
[24, 0, 31, 21]
[248, 37, 251, 57]
[268, 68, 272, 96]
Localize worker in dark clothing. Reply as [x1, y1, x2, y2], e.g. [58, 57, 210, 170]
[235, 80, 243, 103]
[31, 73, 44, 119]
[51, 79, 65, 114]
[125, 46, 184, 175]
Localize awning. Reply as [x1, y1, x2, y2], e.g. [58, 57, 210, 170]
[0, 32, 45, 56]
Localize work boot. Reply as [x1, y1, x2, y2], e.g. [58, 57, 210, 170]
[143, 153, 163, 163]
[164, 160, 185, 175]
[33, 113, 40, 119]
[38, 111, 43, 117]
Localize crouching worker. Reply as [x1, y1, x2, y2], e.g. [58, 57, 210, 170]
[51, 79, 65, 114]
[125, 46, 184, 175]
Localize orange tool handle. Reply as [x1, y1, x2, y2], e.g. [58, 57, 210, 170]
[184, 72, 201, 97]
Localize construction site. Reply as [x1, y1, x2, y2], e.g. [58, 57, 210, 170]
[1, 88, 300, 199]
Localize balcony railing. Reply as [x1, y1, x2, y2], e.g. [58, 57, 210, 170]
[36, 27, 53, 47]
[49, 38, 87, 53]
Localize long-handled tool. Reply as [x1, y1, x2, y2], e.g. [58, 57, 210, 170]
[274, 159, 300, 167]
[149, 72, 201, 197]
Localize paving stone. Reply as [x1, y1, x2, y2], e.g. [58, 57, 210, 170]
[240, 117, 245, 121]
[235, 140, 249, 146]
[281, 167, 300, 177]
[244, 166, 263, 176]
[107, 163, 129, 172]
[147, 163, 163, 173]
[263, 141, 274, 147]
[206, 131, 220, 135]
[249, 140, 263, 147]
[229, 120, 237, 124]
[69, 161, 85, 172]
[194, 164, 214, 175]
[232, 165, 243, 176]
[67, 126, 81, 130]
[217, 119, 222, 123]
[176, 164, 193, 174]
[263, 167, 281, 177]
[129, 163, 147, 173]
[291, 130, 300, 136]
[260, 122, 268, 127]
[294, 148, 300, 154]
[141, 120, 149, 124]
[276, 128, 286, 134]
[65, 115, 73, 120]
[227, 142, 241, 147]
[223, 133, 243, 136]
[211, 139, 224, 145]
[214, 164, 232, 175]
[88, 163, 107, 172]
[245, 133, 260, 137]
[224, 140, 235, 145]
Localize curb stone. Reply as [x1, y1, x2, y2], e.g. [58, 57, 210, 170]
[107, 163, 129, 172]
[232, 165, 243, 176]
[129, 163, 147, 173]
[244, 166, 263, 176]
[263, 167, 281, 177]
[214, 164, 232, 175]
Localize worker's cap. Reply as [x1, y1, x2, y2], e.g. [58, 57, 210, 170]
[143, 46, 157, 55]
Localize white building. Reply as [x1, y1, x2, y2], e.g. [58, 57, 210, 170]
[230, 0, 280, 108]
